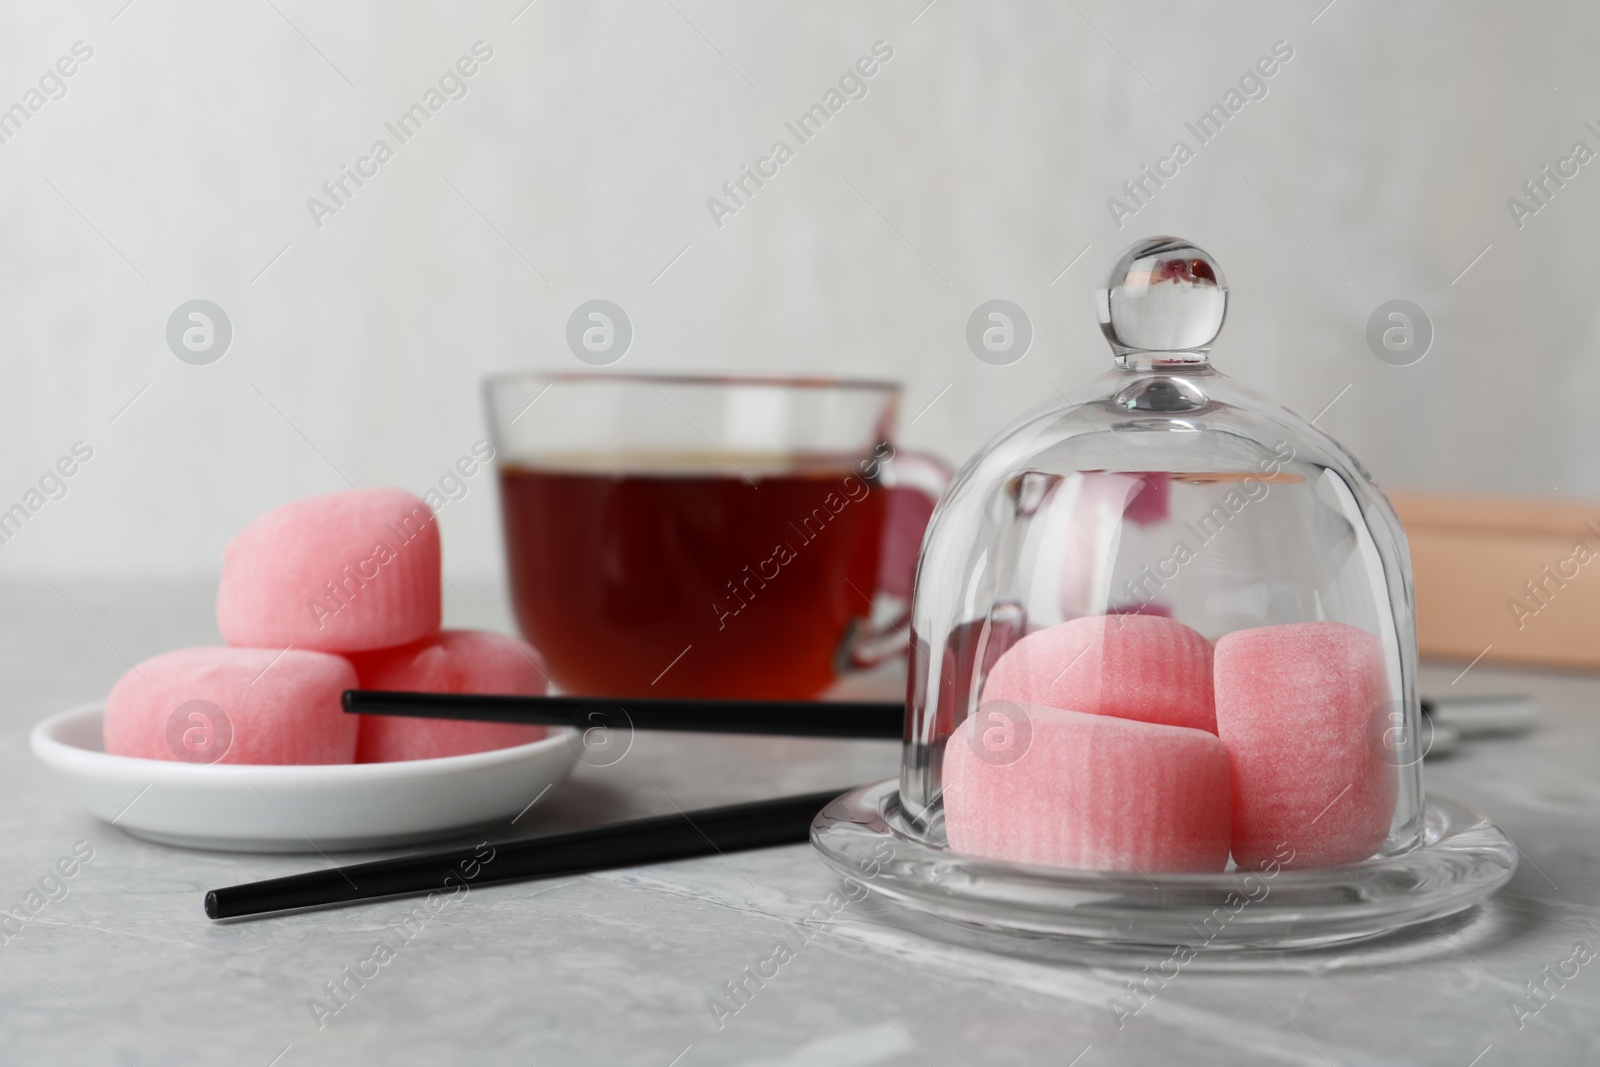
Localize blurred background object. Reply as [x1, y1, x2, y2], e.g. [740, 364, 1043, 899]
[1393, 492, 1600, 669]
[2, 1, 1595, 672]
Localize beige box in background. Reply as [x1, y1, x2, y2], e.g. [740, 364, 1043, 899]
[1390, 492, 1600, 670]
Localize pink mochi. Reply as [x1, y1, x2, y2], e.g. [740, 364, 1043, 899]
[217, 488, 441, 654]
[982, 614, 1216, 734]
[942, 703, 1231, 872]
[103, 646, 358, 765]
[350, 629, 549, 762]
[1214, 622, 1398, 869]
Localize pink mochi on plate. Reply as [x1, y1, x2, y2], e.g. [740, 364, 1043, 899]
[942, 702, 1231, 872]
[981, 614, 1216, 734]
[1214, 621, 1398, 869]
[103, 647, 358, 765]
[217, 488, 441, 654]
[350, 629, 549, 762]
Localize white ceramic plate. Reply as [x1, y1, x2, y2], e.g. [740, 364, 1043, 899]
[31, 704, 578, 853]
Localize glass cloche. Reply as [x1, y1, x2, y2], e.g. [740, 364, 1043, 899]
[813, 237, 1517, 955]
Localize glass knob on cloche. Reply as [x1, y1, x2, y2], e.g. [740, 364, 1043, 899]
[1096, 236, 1227, 365]
[810, 235, 1518, 956]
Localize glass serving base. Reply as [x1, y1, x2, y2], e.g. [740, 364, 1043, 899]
[812, 780, 1517, 958]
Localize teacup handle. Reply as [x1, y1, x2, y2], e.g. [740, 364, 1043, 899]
[842, 447, 953, 672]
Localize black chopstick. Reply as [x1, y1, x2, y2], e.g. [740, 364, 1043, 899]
[342, 690, 904, 740]
[204, 788, 850, 920]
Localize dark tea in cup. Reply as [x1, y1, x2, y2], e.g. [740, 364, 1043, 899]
[484, 375, 945, 699]
[499, 451, 891, 697]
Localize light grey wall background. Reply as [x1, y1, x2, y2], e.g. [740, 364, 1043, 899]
[1, 0, 1592, 582]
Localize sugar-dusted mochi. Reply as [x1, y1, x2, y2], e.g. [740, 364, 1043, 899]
[982, 614, 1216, 734]
[103, 647, 358, 765]
[350, 629, 549, 762]
[217, 488, 441, 654]
[942, 702, 1231, 872]
[1214, 622, 1397, 868]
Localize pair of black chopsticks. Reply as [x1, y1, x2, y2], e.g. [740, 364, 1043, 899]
[204, 692, 903, 920]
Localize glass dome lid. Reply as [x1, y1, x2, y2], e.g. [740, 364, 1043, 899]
[812, 237, 1517, 955]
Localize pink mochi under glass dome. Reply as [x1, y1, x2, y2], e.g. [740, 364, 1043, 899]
[811, 237, 1518, 956]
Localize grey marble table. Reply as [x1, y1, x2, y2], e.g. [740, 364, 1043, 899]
[2, 580, 1597, 1066]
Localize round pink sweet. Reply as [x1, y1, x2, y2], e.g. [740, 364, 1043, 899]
[103, 647, 358, 765]
[350, 629, 549, 762]
[217, 488, 441, 653]
[981, 614, 1216, 734]
[942, 702, 1231, 872]
[1214, 622, 1398, 868]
